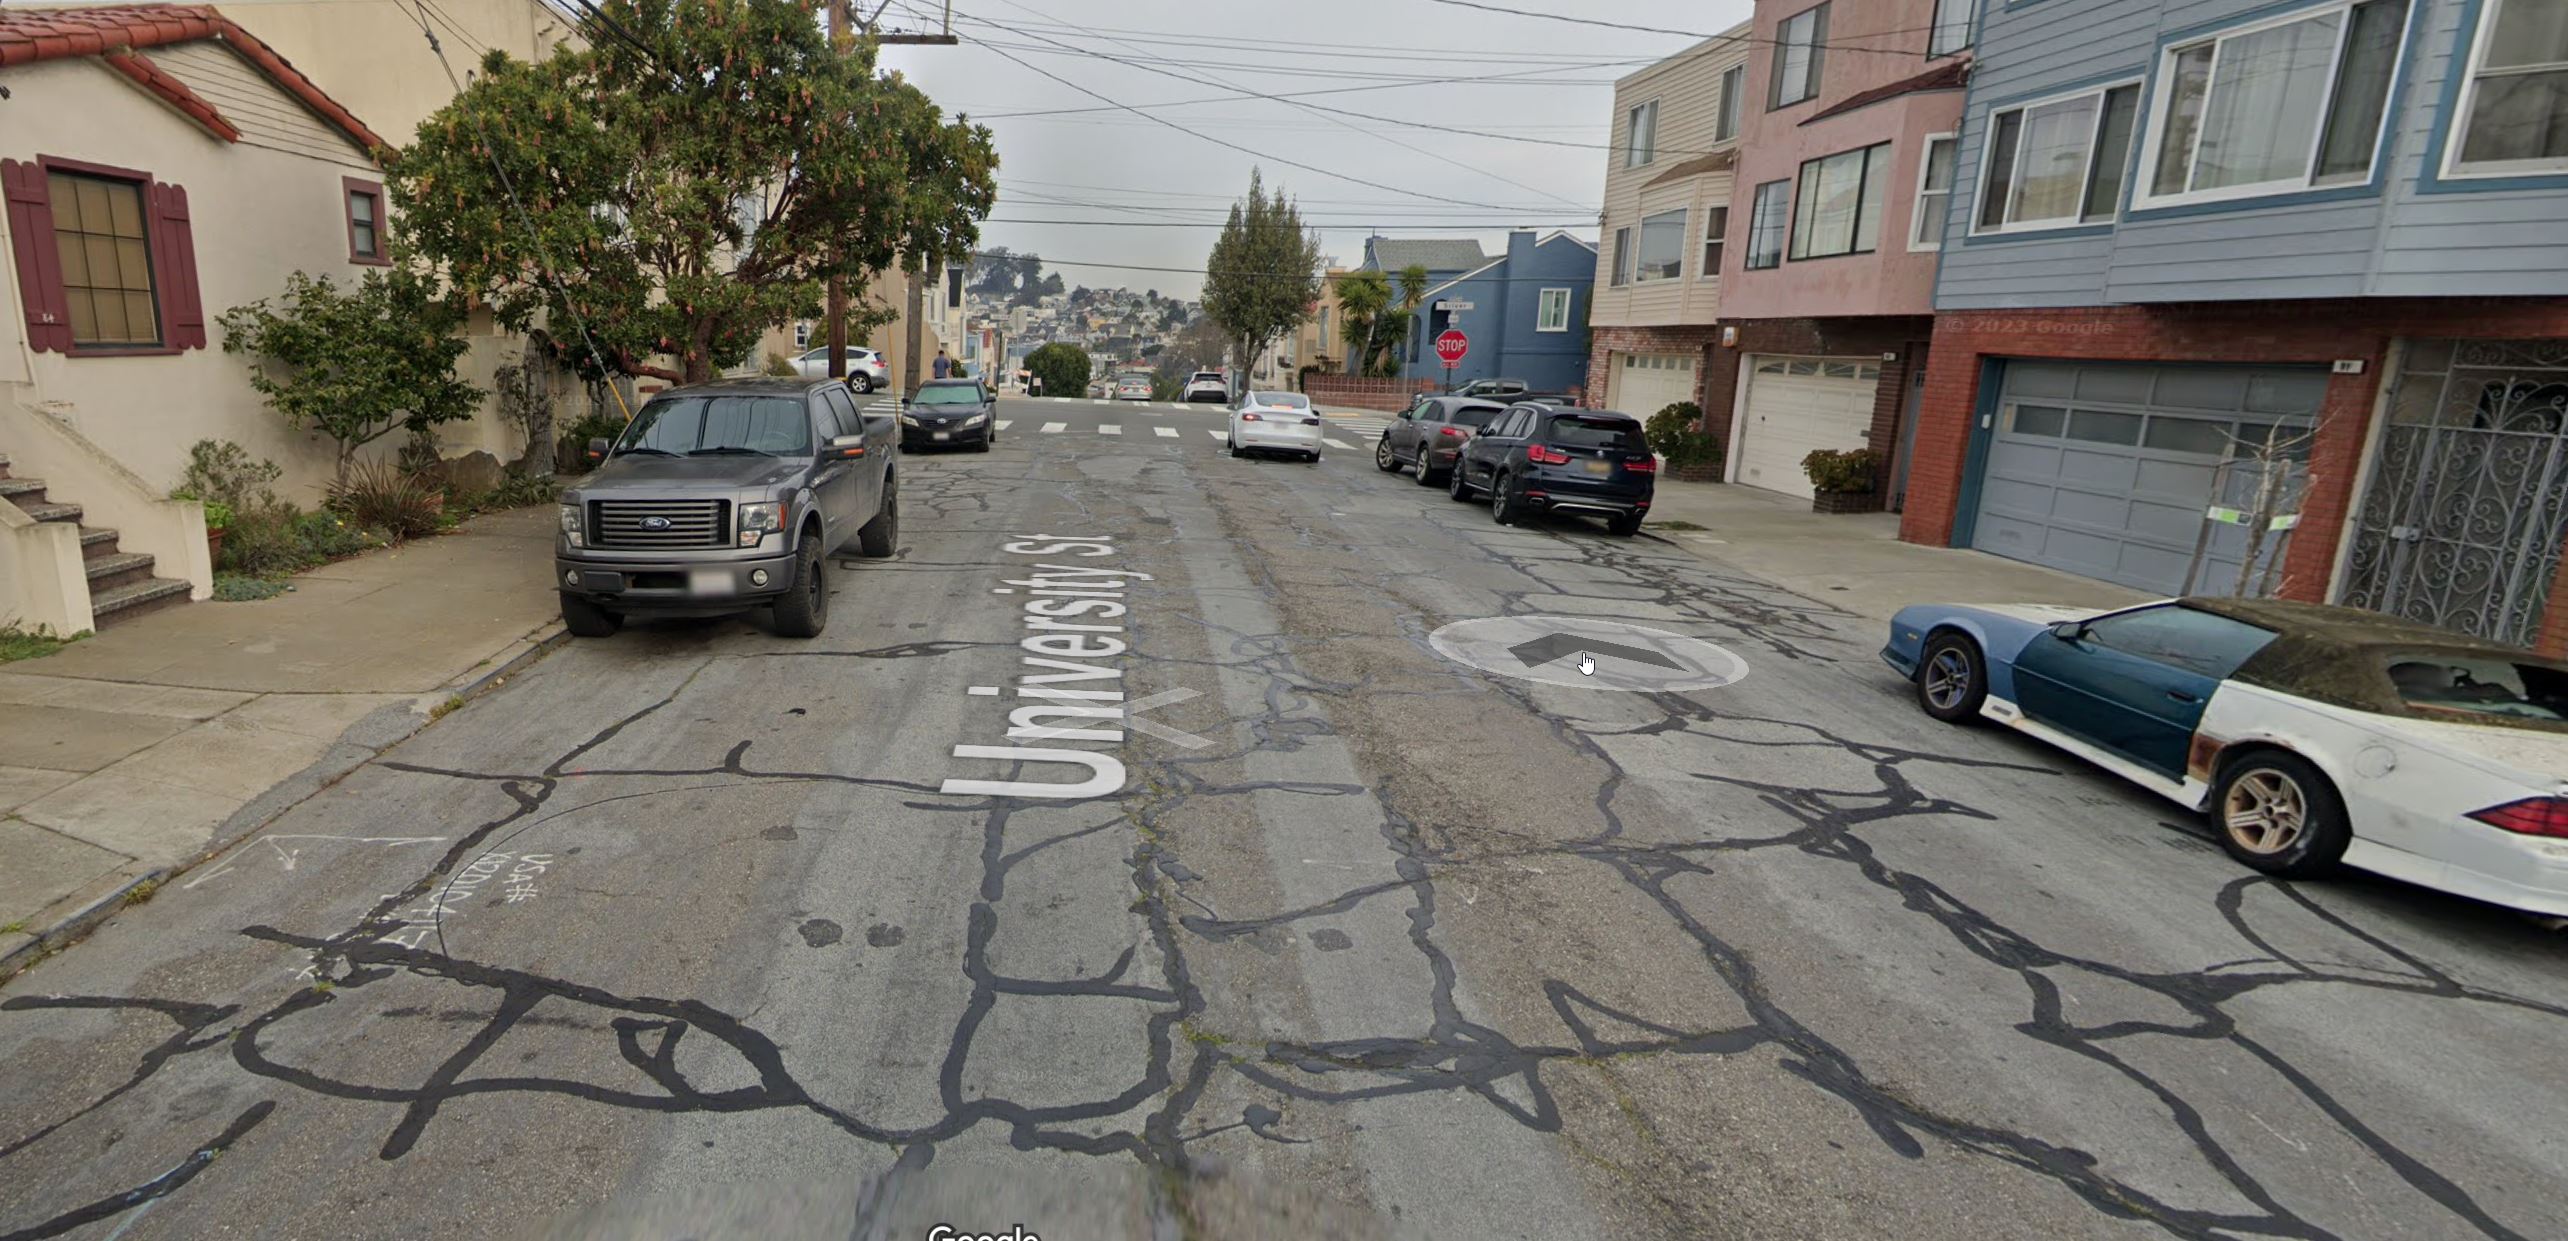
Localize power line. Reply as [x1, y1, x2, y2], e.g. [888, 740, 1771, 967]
[963, 248, 1596, 280]
[986, 218, 1596, 228]
[959, 37, 1499, 209]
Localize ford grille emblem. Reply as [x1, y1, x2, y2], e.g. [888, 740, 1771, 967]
[639, 516, 673, 531]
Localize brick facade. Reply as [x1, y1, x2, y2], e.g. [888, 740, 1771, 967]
[1584, 325, 1723, 416]
[1701, 316, 1933, 510]
[1300, 373, 1439, 412]
[1901, 299, 2568, 643]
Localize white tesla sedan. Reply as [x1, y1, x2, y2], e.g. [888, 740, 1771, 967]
[1227, 391, 1323, 462]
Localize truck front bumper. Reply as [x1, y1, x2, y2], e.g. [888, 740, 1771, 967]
[557, 549, 799, 613]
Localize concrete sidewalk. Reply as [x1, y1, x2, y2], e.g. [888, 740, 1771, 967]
[1641, 481, 2150, 623]
[0, 505, 564, 973]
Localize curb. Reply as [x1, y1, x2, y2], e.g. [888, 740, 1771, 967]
[0, 620, 571, 981]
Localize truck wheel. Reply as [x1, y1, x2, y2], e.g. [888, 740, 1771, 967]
[857, 474, 900, 558]
[559, 592, 621, 638]
[769, 538, 828, 638]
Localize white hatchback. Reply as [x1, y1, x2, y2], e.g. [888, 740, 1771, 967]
[1228, 391, 1323, 462]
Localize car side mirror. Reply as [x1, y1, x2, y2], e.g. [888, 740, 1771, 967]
[587, 436, 610, 462]
[2052, 621, 2086, 642]
[826, 434, 868, 460]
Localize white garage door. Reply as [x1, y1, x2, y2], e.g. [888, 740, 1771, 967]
[1734, 356, 1881, 498]
[1606, 352, 1697, 420]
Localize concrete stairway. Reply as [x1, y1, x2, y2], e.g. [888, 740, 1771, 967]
[0, 452, 191, 628]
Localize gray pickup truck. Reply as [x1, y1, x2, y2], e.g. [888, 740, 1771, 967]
[555, 377, 897, 639]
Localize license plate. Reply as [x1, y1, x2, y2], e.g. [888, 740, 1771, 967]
[933, 431, 951, 441]
[1584, 460, 1612, 476]
[687, 569, 730, 595]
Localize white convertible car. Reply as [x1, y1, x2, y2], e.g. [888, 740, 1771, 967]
[1882, 597, 2568, 916]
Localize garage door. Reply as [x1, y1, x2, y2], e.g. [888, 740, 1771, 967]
[1606, 352, 1697, 421]
[1734, 356, 1880, 498]
[1970, 362, 2326, 595]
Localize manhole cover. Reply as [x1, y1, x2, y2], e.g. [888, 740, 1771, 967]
[1427, 614, 1748, 692]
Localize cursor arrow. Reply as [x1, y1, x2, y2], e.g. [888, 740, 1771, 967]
[1576, 653, 1597, 676]
[1507, 632, 1683, 672]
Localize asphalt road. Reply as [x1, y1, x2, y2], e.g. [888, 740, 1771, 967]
[3, 395, 2564, 1241]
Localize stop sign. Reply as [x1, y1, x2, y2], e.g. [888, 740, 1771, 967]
[1434, 329, 1470, 365]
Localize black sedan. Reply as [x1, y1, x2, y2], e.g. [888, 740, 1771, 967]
[900, 379, 997, 451]
[1447, 402, 1656, 536]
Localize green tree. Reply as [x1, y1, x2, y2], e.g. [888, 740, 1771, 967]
[1201, 170, 1321, 382]
[218, 270, 481, 483]
[1334, 264, 1429, 378]
[1024, 342, 1090, 397]
[391, 0, 996, 385]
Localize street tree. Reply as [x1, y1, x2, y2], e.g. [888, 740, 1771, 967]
[1201, 170, 1322, 381]
[392, 0, 997, 385]
[1024, 342, 1090, 398]
[218, 269, 481, 484]
[1333, 263, 1429, 377]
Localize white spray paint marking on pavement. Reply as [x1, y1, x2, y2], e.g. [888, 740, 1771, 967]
[184, 834, 450, 889]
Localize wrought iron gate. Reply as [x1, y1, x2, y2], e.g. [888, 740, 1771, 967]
[2341, 339, 2568, 647]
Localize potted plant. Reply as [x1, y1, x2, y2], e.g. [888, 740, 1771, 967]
[1801, 448, 1880, 514]
[173, 489, 233, 565]
[1645, 402, 1723, 483]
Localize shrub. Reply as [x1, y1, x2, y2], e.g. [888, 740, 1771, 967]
[1026, 342, 1091, 399]
[1802, 448, 1880, 493]
[763, 349, 798, 377]
[198, 498, 235, 532]
[215, 504, 309, 576]
[294, 509, 384, 561]
[216, 268, 481, 483]
[396, 429, 446, 479]
[1644, 402, 1720, 471]
[212, 574, 290, 602]
[173, 439, 281, 514]
[556, 411, 627, 474]
[327, 460, 447, 540]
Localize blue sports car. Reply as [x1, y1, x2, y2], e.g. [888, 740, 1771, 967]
[1882, 596, 2568, 916]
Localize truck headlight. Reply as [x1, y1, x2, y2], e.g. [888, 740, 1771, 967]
[558, 502, 584, 548]
[739, 501, 784, 547]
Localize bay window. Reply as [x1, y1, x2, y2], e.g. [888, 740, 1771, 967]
[1789, 142, 1892, 260]
[1974, 83, 2141, 232]
[1635, 208, 1686, 282]
[2140, 0, 2409, 206]
[1911, 135, 1957, 250]
[2447, 0, 2568, 175]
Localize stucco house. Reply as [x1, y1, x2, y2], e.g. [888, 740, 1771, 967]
[1, 3, 397, 634]
[1399, 229, 1596, 396]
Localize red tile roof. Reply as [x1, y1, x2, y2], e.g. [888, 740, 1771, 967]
[0, 4, 386, 156]
[101, 49, 242, 143]
[1802, 59, 1972, 127]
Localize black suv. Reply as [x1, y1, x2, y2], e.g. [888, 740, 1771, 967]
[555, 378, 897, 638]
[901, 378, 997, 450]
[1447, 402, 1656, 536]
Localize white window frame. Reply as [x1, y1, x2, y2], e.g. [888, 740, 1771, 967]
[1634, 207, 1689, 282]
[1535, 287, 1572, 332]
[1716, 64, 1745, 142]
[1700, 205, 1730, 279]
[1929, 0, 1974, 57]
[1968, 79, 2145, 235]
[2133, 0, 2416, 209]
[1909, 133, 1958, 251]
[1626, 99, 1660, 168]
[1610, 226, 1634, 287]
[2441, 0, 2568, 178]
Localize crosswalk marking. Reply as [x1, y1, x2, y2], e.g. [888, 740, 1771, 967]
[1154, 426, 1179, 438]
[1327, 438, 1361, 451]
[1207, 430, 1226, 439]
[1099, 425, 1121, 435]
[1042, 421, 1067, 433]
[1090, 399, 1109, 406]
[996, 420, 1013, 430]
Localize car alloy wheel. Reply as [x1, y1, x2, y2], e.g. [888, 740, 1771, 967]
[2222, 769, 2307, 856]
[1923, 648, 1974, 712]
[1448, 465, 1474, 501]
[1375, 438, 1399, 472]
[1491, 475, 1516, 524]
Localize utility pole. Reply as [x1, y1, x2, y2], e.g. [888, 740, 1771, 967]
[825, 1, 955, 387]
[904, 261, 926, 395]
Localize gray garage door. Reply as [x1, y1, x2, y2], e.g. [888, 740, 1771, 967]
[1969, 362, 2327, 596]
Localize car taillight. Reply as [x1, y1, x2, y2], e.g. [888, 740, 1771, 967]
[1527, 445, 1571, 465]
[1241, 412, 1262, 421]
[2466, 796, 2568, 838]
[1627, 456, 1657, 473]
[1303, 417, 1322, 426]
[1439, 427, 1466, 437]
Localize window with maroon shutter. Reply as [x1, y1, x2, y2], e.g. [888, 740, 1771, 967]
[0, 157, 206, 355]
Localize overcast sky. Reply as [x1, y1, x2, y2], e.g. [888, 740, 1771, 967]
[875, 0, 1755, 299]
